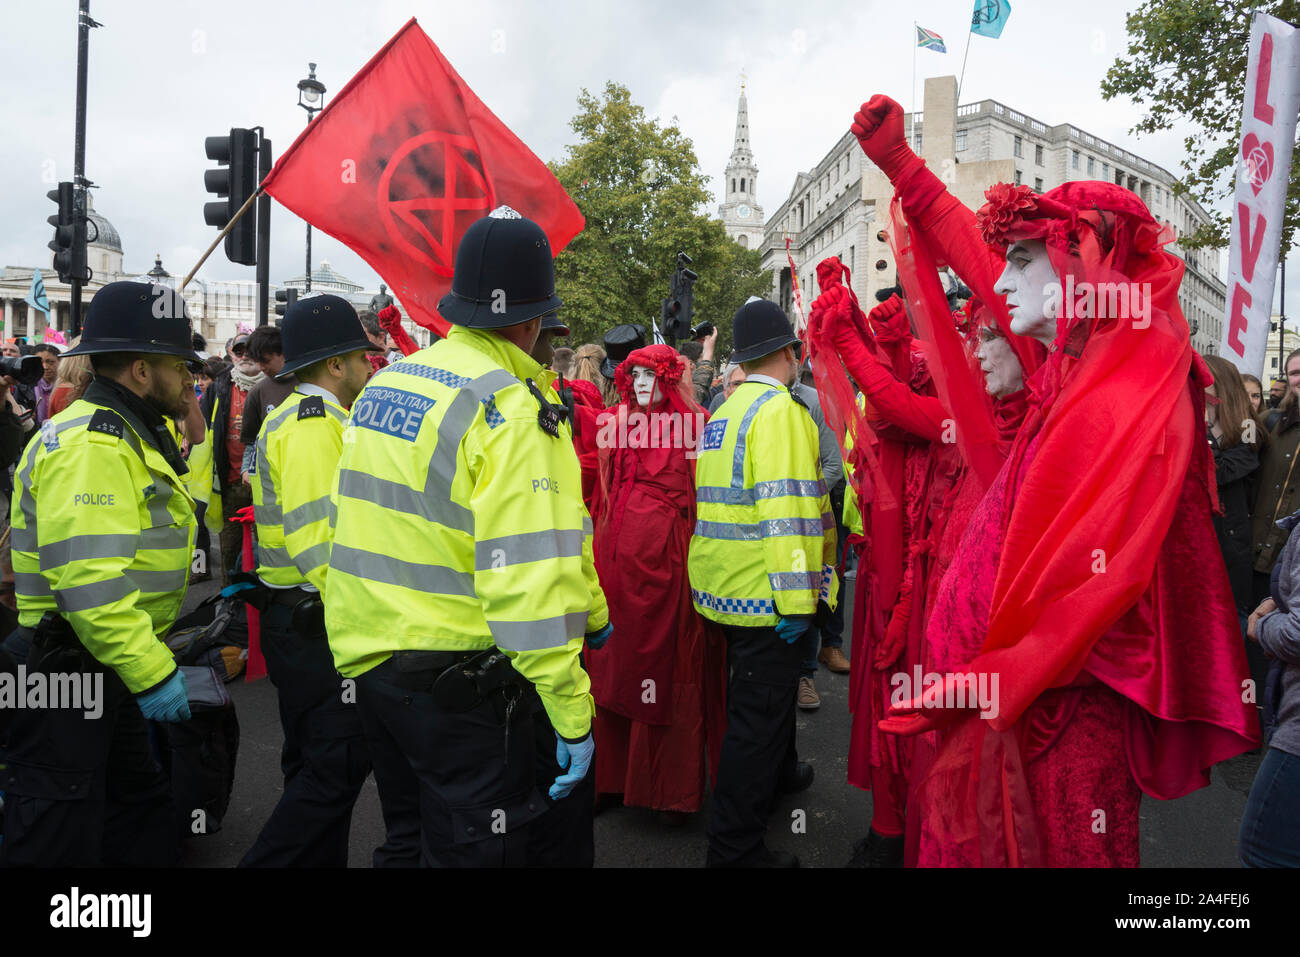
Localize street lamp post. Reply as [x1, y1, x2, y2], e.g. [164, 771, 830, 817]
[297, 63, 326, 292]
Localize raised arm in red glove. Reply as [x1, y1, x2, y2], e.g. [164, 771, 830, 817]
[814, 288, 949, 444]
[377, 305, 420, 357]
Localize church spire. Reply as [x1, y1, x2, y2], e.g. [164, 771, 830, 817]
[731, 84, 753, 165]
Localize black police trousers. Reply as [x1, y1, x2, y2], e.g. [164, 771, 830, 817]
[240, 601, 375, 867]
[353, 655, 590, 867]
[707, 624, 802, 866]
[0, 634, 177, 867]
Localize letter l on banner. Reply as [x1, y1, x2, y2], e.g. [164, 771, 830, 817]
[1221, 12, 1300, 376]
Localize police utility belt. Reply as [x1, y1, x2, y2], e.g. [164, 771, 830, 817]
[392, 647, 527, 713]
[232, 574, 326, 638]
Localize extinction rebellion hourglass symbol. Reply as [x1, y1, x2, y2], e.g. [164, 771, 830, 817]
[378, 131, 496, 274]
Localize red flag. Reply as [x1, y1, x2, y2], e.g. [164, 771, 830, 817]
[261, 18, 584, 336]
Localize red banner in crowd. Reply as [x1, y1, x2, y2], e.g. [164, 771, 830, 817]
[261, 18, 585, 337]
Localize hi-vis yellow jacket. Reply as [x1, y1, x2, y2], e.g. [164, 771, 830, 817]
[688, 379, 839, 627]
[11, 400, 196, 693]
[323, 325, 607, 739]
[252, 389, 345, 591]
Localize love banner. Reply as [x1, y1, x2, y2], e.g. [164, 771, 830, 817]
[1221, 12, 1300, 376]
[261, 18, 584, 337]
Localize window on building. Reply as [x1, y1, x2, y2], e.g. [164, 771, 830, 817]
[956, 129, 968, 151]
[849, 245, 854, 273]
[1035, 177, 1044, 191]
[1035, 144, 1044, 165]
[1102, 162, 1109, 178]
[1015, 169, 1022, 185]
[731, 178, 736, 193]
[1072, 149, 1080, 169]
[740, 177, 746, 193]
[1014, 135, 1023, 158]
[1087, 156, 1095, 175]
[916, 133, 922, 151]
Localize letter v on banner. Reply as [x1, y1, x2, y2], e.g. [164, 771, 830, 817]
[1220, 13, 1300, 376]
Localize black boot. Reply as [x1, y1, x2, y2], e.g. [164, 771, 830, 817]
[847, 828, 904, 868]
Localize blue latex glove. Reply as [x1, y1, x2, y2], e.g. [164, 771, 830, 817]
[775, 615, 814, 644]
[585, 623, 613, 650]
[136, 669, 191, 723]
[549, 732, 595, 800]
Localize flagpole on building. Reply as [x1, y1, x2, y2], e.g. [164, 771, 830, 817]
[912, 21, 918, 150]
[958, 22, 974, 100]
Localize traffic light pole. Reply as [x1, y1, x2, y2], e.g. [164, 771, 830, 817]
[255, 130, 272, 326]
[70, 0, 94, 337]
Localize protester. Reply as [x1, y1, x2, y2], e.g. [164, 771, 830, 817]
[850, 93, 1257, 867]
[199, 330, 264, 585]
[1242, 373, 1264, 415]
[689, 298, 837, 867]
[1253, 347, 1300, 606]
[790, 365, 846, 711]
[1241, 525, 1300, 867]
[1269, 377, 1287, 409]
[571, 343, 608, 395]
[30, 343, 60, 426]
[708, 362, 746, 413]
[358, 309, 392, 373]
[239, 325, 298, 469]
[601, 324, 645, 408]
[551, 345, 574, 377]
[377, 304, 420, 358]
[589, 344, 726, 822]
[677, 325, 718, 406]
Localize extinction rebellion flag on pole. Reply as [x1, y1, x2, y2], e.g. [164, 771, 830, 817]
[261, 18, 585, 337]
[1221, 12, 1300, 376]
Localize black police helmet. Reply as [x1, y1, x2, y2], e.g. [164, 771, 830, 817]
[541, 313, 570, 336]
[437, 206, 564, 329]
[277, 294, 383, 380]
[729, 298, 800, 364]
[600, 323, 646, 378]
[62, 281, 204, 366]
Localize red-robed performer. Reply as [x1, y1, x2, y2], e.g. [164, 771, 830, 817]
[808, 272, 1040, 866]
[847, 97, 1259, 866]
[587, 345, 727, 817]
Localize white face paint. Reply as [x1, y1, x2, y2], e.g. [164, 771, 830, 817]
[631, 365, 662, 407]
[994, 239, 1060, 346]
[975, 331, 1025, 399]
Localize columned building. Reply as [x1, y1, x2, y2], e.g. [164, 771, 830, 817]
[718, 84, 765, 250]
[761, 75, 1227, 357]
[0, 196, 429, 350]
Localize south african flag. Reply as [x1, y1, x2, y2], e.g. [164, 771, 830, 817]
[915, 25, 947, 52]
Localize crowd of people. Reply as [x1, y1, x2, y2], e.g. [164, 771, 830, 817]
[0, 94, 1297, 870]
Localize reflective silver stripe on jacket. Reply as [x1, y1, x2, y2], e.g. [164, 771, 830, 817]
[328, 544, 475, 597]
[488, 611, 589, 652]
[474, 529, 584, 570]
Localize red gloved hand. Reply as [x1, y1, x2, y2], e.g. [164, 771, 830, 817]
[866, 294, 905, 337]
[851, 94, 922, 184]
[377, 305, 403, 335]
[878, 672, 980, 736]
[872, 607, 907, 671]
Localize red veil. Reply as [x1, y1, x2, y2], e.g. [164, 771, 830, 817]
[920, 181, 1259, 864]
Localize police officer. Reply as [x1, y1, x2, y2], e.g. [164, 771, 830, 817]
[687, 298, 839, 868]
[1, 281, 201, 867]
[240, 294, 387, 867]
[324, 206, 611, 867]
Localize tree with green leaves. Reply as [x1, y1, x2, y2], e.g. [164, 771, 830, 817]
[1101, 0, 1300, 251]
[549, 81, 771, 355]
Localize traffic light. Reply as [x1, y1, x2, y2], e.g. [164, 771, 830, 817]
[663, 252, 698, 341]
[204, 128, 259, 266]
[46, 181, 90, 284]
[274, 287, 298, 320]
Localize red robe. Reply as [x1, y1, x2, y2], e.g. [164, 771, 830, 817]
[586, 348, 726, 812]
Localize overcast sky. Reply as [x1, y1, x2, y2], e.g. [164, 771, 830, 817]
[2, 0, 1290, 311]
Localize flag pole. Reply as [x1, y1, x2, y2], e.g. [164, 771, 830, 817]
[958, 22, 974, 100]
[911, 21, 917, 150]
[180, 186, 263, 292]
